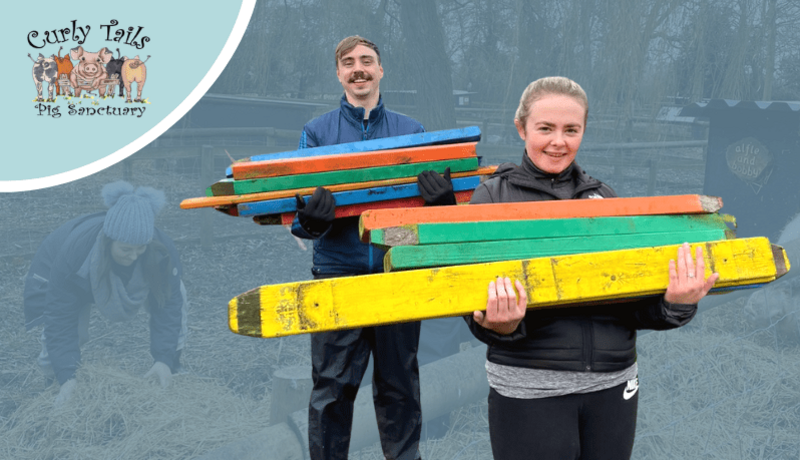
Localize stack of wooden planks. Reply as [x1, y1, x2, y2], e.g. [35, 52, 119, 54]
[228, 194, 791, 339]
[361, 195, 737, 272]
[179, 126, 496, 225]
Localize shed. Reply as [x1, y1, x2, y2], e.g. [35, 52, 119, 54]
[182, 94, 332, 130]
[681, 99, 800, 240]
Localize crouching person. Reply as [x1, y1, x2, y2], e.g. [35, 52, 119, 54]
[23, 181, 188, 407]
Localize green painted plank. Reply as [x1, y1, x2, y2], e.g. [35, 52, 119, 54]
[371, 214, 736, 249]
[384, 229, 729, 271]
[208, 158, 478, 196]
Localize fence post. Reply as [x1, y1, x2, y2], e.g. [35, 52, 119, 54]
[200, 145, 214, 250]
[648, 157, 657, 196]
[123, 160, 133, 182]
[613, 149, 623, 183]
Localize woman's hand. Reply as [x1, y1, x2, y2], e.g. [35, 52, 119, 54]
[473, 277, 528, 335]
[664, 242, 719, 304]
[144, 361, 172, 388]
[54, 379, 77, 408]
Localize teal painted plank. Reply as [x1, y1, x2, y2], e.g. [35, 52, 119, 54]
[210, 158, 478, 196]
[384, 229, 729, 271]
[371, 214, 735, 248]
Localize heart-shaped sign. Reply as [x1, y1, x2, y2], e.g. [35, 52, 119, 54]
[725, 137, 772, 184]
[1, 1, 255, 191]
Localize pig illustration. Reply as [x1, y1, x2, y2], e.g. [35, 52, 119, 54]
[53, 46, 74, 97]
[69, 46, 112, 98]
[743, 213, 800, 345]
[28, 53, 58, 102]
[104, 48, 126, 98]
[121, 55, 149, 102]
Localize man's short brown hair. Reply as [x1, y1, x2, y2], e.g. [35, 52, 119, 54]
[335, 35, 381, 68]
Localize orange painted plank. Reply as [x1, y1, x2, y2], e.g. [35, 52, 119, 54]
[180, 166, 497, 210]
[232, 143, 478, 180]
[253, 190, 475, 226]
[358, 195, 723, 242]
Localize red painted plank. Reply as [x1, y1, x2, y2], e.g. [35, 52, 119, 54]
[232, 143, 477, 180]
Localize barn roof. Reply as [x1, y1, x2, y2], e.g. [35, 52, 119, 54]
[680, 99, 800, 116]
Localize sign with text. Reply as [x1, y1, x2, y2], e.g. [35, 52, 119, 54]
[1, 2, 256, 191]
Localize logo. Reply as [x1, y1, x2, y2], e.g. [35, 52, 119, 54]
[725, 137, 773, 195]
[27, 20, 152, 119]
[623, 376, 639, 400]
[587, 193, 604, 199]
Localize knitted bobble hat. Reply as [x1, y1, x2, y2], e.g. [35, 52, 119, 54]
[102, 181, 166, 245]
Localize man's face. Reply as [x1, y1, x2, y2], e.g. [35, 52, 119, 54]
[336, 44, 383, 105]
[110, 240, 147, 266]
[515, 93, 586, 174]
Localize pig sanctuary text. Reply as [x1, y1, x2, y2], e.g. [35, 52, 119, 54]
[35, 103, 146, 118]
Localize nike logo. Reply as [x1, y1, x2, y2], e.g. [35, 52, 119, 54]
[623, 377, 639, 400]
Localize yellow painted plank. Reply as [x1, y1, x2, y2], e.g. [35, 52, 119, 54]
[229, 238, 789, 338]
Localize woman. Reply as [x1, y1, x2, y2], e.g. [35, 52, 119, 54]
[466, 77, 718, 460]
[23, 181, 187, 406]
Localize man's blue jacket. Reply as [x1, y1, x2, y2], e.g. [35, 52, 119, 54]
[291, 95, 424, 275]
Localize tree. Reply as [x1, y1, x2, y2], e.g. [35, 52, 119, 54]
[397, 0, 457, 131]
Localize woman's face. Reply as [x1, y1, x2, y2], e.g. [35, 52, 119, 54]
[515, 93, 586, 174]
[110, 240, 147, 266]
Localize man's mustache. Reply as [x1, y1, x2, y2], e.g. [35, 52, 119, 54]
[349, 71, 373, 83]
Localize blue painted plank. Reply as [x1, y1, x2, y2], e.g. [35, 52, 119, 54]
[237, 176, 482, 217]
[225, 126, 482, 177]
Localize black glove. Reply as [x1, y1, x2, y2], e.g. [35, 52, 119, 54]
[295, 187, 335, 236]
[417, 167, 456, 206]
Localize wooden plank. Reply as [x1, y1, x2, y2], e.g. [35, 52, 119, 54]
[232, 143, 477, 180]
[209, 158, 479, 196]
[370, 214, 736, 249]
[383, 229, 731, 271]
[180, 166, 497, 210]
[225, 126, 482, 176]
[228, 238, 788, 338]
[359, 195, 724, 242]
[253, 191, 475, 226]
[238, 176, 481, 217]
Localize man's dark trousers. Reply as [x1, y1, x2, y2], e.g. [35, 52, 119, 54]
[309, 320, 422, 460]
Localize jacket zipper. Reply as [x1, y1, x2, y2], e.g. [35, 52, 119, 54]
[582, 316, 593, 371]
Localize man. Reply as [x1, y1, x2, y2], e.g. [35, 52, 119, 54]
[292, 35, 435, 460]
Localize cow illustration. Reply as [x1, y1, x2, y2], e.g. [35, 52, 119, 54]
[53, 46, 74, 97]
[104, 48, 126, 98]
[69, 46, 112, 98]
[121, 55, 150, 102]
[28, 53, 58, 102]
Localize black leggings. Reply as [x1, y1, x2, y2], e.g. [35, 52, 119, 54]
[488, 381, 638, 460]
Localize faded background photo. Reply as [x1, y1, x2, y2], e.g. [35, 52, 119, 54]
[3, 0, 800, 458]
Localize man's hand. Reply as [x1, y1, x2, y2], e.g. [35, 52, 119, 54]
[664, 243, 719, 304]
[474, 277, 528, 335]
[417, 167, 456, 206]
[295, 187, 336, 235]
[54, 379, 77, 408]
[144, 361, 172, 388]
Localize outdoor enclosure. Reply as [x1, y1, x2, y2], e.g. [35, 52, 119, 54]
[4, 0, 800, 459]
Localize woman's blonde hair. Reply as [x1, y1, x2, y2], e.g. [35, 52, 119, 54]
[514, 76, 589, 129]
